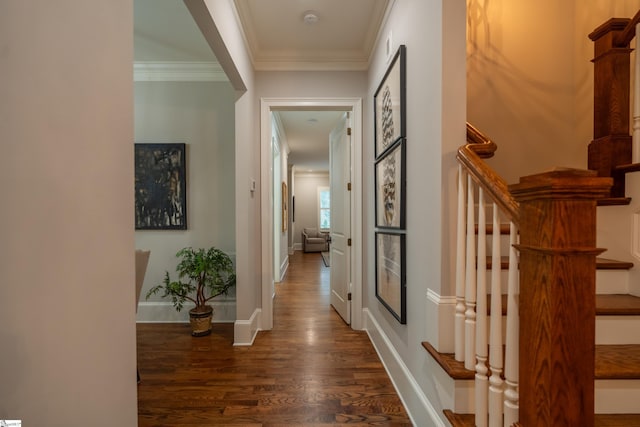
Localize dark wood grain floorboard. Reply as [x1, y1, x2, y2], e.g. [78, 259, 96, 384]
[137, 251, 412, 426]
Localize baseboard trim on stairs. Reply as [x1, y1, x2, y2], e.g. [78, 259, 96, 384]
[364, 308, 446, 427]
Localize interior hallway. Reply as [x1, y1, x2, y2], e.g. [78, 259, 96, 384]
[137, 251, 412, 425]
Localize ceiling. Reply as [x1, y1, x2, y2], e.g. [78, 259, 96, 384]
[134, 0, 389, 171]
[233, 0, 389, 71]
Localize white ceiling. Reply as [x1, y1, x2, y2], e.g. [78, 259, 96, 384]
[134, 0, 387, 171]
[233, 0, 389, 71]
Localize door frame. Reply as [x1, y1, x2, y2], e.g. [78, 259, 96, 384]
[259, 97, 363, 331]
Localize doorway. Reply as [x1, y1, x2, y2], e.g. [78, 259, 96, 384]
[260, 98, 363, 331]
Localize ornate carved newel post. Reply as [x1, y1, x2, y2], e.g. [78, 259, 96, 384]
[588, 18, 632, 197]
[509, 169, 612, 427]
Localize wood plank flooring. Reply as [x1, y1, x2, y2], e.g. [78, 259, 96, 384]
[137, 251, 412, 426]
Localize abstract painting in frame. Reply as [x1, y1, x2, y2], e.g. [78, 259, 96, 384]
[135, 143, 187, 230]
[375, 138, 405, 229]
[375, 231, 406, 324]
[374, 44, 406, 159]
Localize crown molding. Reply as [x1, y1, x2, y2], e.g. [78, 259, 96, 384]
[133, 61, 228, 82]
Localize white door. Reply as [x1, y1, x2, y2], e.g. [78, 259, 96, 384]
[329, 112, 351, 324]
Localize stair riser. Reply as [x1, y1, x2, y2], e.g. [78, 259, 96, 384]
[596, 316, 640, 344]
[595, 379, 640, 413]
[478, 311, 640, 345]
[596, 270, 631, 294]
[476, 268, 630, 295]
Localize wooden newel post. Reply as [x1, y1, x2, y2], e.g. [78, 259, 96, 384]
[509, 169, 612, 427]
[588, 18, 632, 197]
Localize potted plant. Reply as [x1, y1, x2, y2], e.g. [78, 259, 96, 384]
[146, 246, 236, 336]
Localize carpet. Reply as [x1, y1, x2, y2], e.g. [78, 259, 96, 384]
[321, 252, 330, 267]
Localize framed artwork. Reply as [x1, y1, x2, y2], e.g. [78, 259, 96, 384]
[375, 139, 405, 229]
[282, 182, 288, 231]
[375, 231, 406, 324]
[134, 143, 187, 230]
[374, 44, 406, 159]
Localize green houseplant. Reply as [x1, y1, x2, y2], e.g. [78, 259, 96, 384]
[147, 246, 236, 336]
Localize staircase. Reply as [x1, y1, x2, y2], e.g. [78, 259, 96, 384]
[423, 12, 640, 426]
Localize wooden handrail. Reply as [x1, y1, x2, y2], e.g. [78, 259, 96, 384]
[458, 123, 520, 225]
[615, 9, 640, 47]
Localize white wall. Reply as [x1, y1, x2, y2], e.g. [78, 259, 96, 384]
[364, 0, 467, 425]
[0, 1, 137, 425]
[467, 0, 640, 185]
[134, 81, 236, 322]
[293, 173, 330, 247]
[186, 0, 260, 342]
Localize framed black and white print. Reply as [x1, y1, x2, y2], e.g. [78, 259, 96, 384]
[374, 44, 406, 159]
[135, 143, 187, 230]
[375, 139, 405, 229]
[375, 231, 406, 324]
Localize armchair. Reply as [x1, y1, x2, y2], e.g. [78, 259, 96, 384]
[302, 228, 329, 252]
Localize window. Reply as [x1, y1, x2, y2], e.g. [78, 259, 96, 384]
[318, 187, 330, 231]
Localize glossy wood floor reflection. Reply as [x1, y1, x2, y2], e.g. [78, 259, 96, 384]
[137, 251, 412, 426]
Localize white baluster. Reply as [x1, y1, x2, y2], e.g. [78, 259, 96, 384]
[475, 188, 488, 427]
[503, 222, 519, 426]
[455, 165, 467, 361]
[633, 22, 640, 163]
[464, 175, 477, 370]
[488, 204, 504, 427]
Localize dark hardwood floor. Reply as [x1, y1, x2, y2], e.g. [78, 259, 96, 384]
[137, 251, 413, 426]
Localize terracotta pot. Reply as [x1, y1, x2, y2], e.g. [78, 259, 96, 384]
[189, 305, 213, 337]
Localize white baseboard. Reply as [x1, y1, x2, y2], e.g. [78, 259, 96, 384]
[280, 256, 289, 280]
[364, 308, 446, 427]
[293, 243, 302, 251]
[136, 300, 235, 323]
[234, 308, 261, 346]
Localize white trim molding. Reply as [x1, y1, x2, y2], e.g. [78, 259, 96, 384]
[134, 61, 228, 82]
[426, 289, 457, 353]
[364, 309, 446, 427]
[234, 308, 261, 346]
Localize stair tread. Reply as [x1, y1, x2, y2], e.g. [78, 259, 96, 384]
[423, 342, 640, 380]
[443, 410, 640, 427]
[422, 342, 474, 380]
[597, 258, 635, 270]
[598, 197, 632, 206]
[596, 294, 640, 315]
[489, 293, 640, 316]
[596, 344, 640, 379]
[482, 256, 633, 270]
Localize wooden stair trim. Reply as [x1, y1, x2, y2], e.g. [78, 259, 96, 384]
[422, 342, 474, 380]
[479, 257, 633, 270]
[443, 411, 640, 427]
[596, 258, 634, 270]
[598, 197, 632, 206]
[485, 294, 640, 317]
[596, 294, 640, 315]
[596, 344, 640, 379]
[424, 343, 640, 382]
[443, 409, 473, 427]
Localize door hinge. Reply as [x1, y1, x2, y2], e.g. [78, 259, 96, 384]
[347, 238, 352, 246]
[347, 182, 351, 191]
[347, 127, 352, 136]
[348, 292, 352, 301]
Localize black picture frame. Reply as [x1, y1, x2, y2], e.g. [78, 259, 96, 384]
[134, 143, 187, 230]
[374, 44, 406, 159]
[375, 138, 405, 229]
[375, 231, 406, 324]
